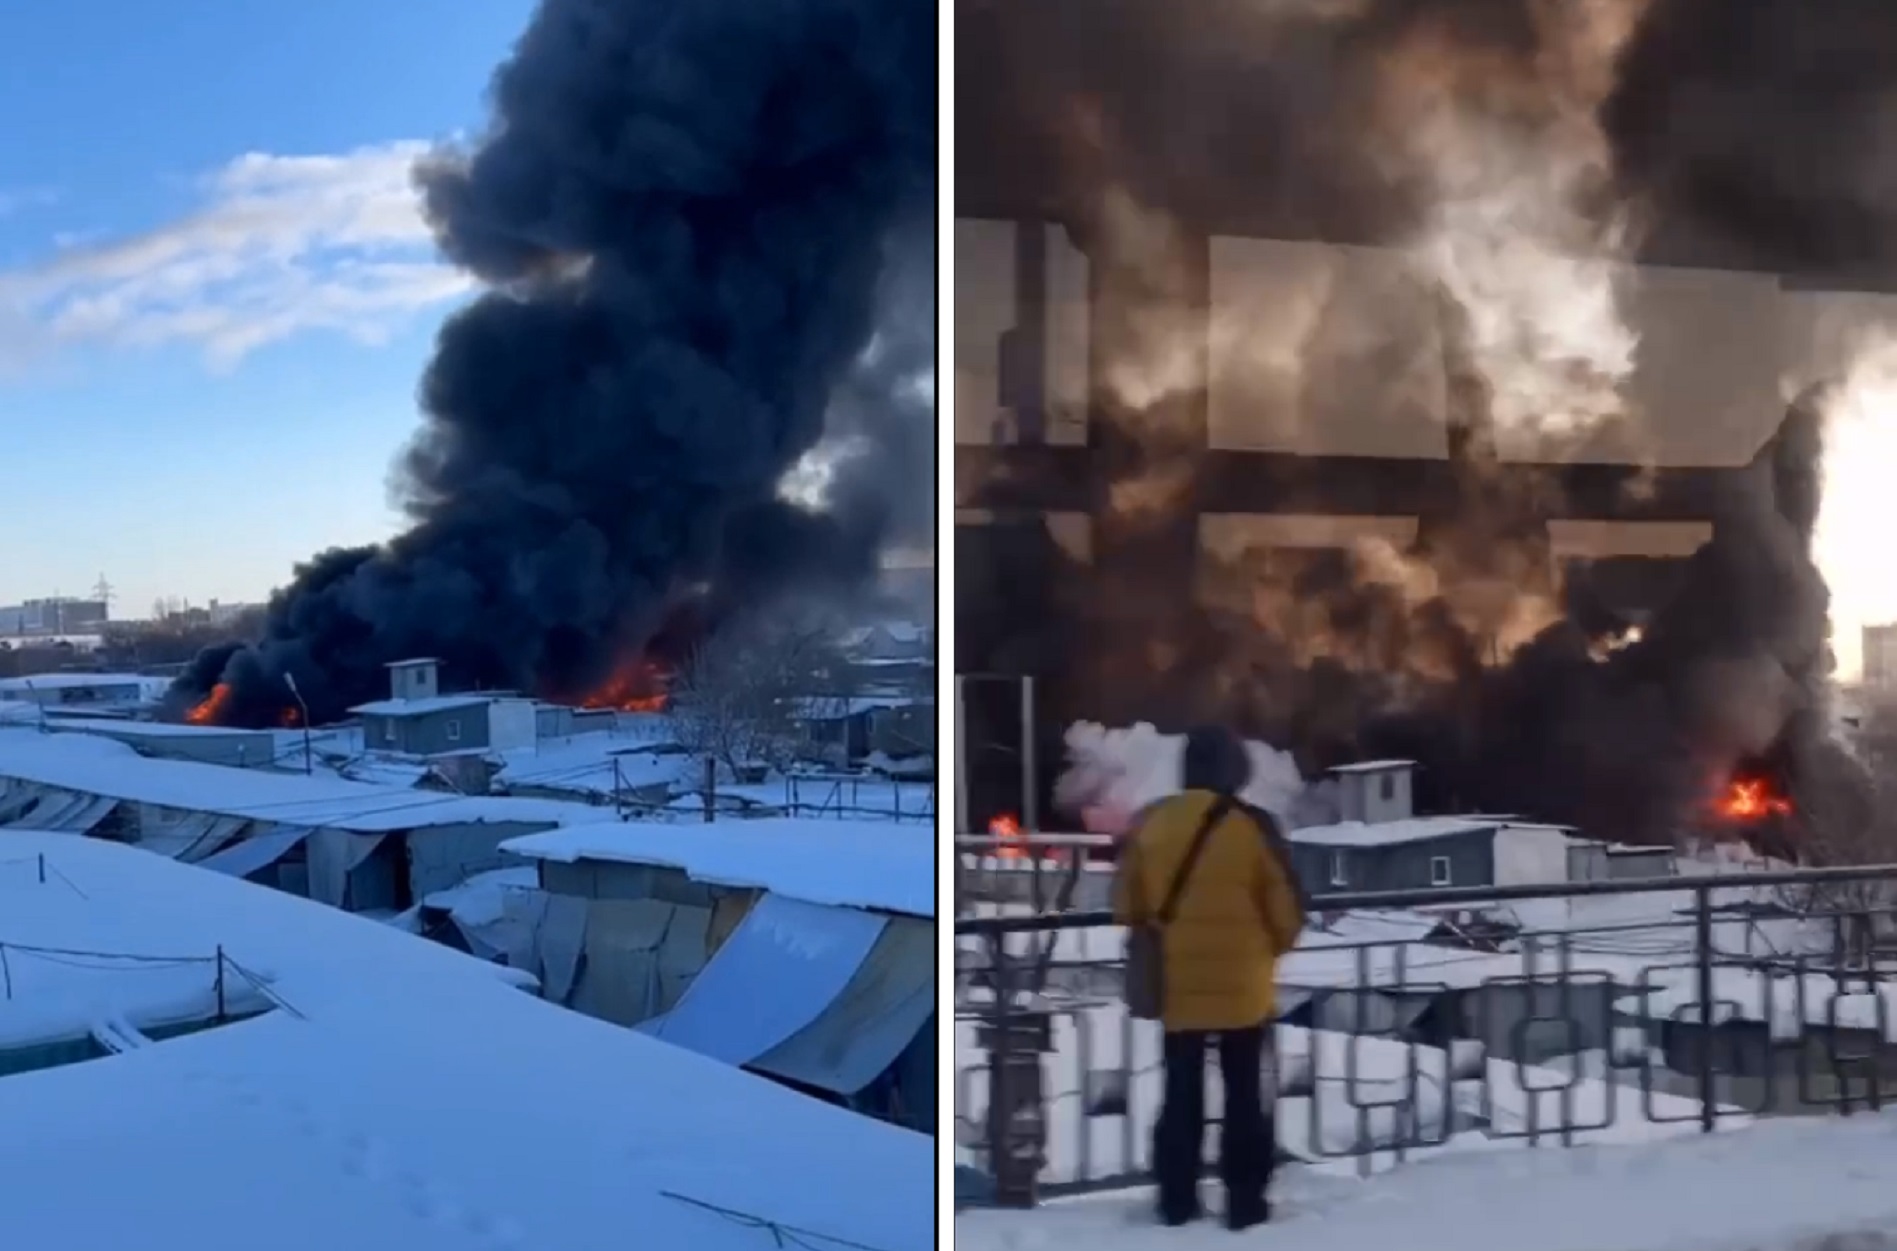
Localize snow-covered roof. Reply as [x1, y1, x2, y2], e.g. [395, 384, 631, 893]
[1326, 758, 1418, 775]
[494, 738, 689, 798]
[792, 694, 923, 719]
[0, 672, 157, 692]
[0, 831, 930, 1250]
[45, 719, 272, 741]
[347, 694, 497, 717]
[1290, 815, 1497, 848]
[503, 817, 935, 917]
[0, 729, 601, 834]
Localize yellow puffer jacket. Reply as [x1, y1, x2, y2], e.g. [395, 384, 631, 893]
[1112, 790, 1307, 1033]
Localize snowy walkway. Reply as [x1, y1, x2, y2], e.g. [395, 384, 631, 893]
[958, 1113, 1897, 1251]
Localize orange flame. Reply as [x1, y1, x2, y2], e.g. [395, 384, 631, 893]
[1716, 777, 1792, 822]
[184, 683, 233, 726]
[989, 813, 1025, 859]
[578, 657, 669, 712]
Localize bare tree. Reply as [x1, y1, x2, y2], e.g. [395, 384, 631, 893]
[1769, 698, 1897, 961]
[669, 613, 854, 775]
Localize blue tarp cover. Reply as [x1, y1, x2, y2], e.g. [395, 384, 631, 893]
[639, 892, 887, 1066]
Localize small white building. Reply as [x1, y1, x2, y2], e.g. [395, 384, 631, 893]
[348, 658, 536, 758]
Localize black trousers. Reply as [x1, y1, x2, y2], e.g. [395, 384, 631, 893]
[1151, 1024, 1275, 1223]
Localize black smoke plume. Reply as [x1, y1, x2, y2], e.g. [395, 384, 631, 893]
[960, 0, 1897, 845]
[175, 0, 935, 727]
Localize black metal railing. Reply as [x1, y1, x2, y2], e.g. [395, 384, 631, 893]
[953, 864, 1897, 1209]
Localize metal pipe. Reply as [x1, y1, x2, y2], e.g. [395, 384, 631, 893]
[955, 674, 970, 836]
[1020, 675, 1037, 833]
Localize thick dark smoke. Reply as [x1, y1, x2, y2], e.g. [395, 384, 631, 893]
[176, 0, 935, 726]
[1606, 0, 1897, 276]
[963, 0, 1897, 846]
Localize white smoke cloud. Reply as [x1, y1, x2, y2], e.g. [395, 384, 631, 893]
[1816, 332, 1897, 683]
[1055, 721, 1309, 834]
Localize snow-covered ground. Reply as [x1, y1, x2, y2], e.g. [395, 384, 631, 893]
[958, 1110, 1897, 1251]
[0, 830, 932, 1250]
[954, 879, 1896, 1189]
[959, 879, 1850, 1033]
[953, 1005, 1720, 1189]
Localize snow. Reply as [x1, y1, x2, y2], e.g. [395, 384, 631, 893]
[1290, 816, 1497, 849]
[0, 831, 931, 1251]
[953, 1000, 1723, 1194]
[793, 694, 923, 718]
[504, 816, 936, 917]
[0, 700, 39, 725]
[45, 719, 271, 740]
[0, 727, 605, 832]
[348, 695, 499, 717]
[1492, 823, 1578, 885]
[958, 1111, 1897, 1251]
[1325, 759, 1416, 775]
[422, 866, 539, 919]
[0, 672, 161, 695]
[492, 737, 689, 801]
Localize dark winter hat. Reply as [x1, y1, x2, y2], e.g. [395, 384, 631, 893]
[1181, 725, 1250, 796]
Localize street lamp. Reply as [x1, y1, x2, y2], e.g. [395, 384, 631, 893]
[282, 672, 313, 775]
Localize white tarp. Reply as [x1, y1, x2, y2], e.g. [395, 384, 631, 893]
[8, 791, 117, 834]
[195, 824, 314, 879]
[306, 828, 387, 908]
[407, 825, 521, 900]
[497, 889, 551, 970]
[137, 813, 249, 862]
[642, 894, 887, 1066]
[537, 893, 590, 1003]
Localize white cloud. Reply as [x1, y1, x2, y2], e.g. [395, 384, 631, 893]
[0, 186, 59, 218]
[0, 142, 472, 369]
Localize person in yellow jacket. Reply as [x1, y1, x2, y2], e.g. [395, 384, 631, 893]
[1112, 725, 1307, 1230]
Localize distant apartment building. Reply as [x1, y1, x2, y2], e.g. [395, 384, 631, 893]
[1866, 624, 1897, 691]
[0, 598, 108, 637]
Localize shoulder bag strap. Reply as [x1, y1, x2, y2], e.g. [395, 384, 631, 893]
[1154, 795, 1236, 926]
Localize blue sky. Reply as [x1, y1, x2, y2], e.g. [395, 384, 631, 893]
[0, 0, 535, 616]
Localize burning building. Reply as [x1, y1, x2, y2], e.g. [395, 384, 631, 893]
[172, 0, 936, 730]
[955, 0, 1897, 849]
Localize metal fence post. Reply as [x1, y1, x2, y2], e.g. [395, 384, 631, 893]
[1693, 883, 1716, 1133]
[982, 937, 1052, 1209]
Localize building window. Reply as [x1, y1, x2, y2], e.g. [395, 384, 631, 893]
[445, 718, 461, 742]
[1328, 852, 1348, 887]
[1429, 856, 1452, 887]
[383, 720, 397, 744]
[1379, 772, 1396, 802]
